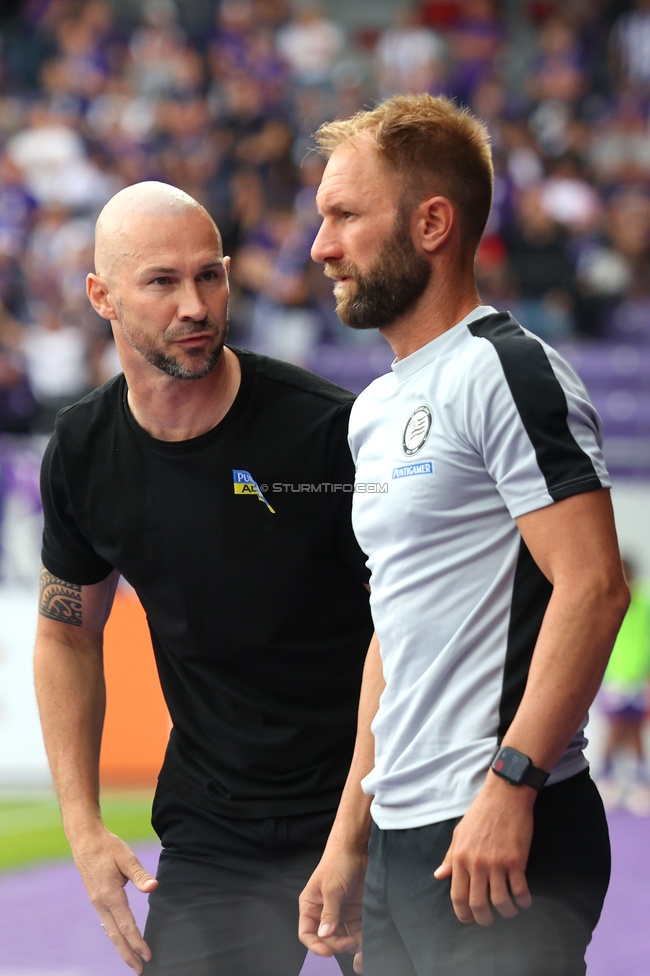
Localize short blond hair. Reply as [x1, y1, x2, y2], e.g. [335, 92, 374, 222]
[314, 94, 494, 248]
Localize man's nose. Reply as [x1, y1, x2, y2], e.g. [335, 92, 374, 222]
[311, 221, 342, 265]
[177, 281, 208, 320]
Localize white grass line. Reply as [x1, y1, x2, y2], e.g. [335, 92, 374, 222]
[0, 803, 62, 837]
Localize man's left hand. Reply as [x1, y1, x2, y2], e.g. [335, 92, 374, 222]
[433, 774, 535, 926]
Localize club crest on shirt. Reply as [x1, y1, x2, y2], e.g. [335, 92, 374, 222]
[402, 405, 432, 456]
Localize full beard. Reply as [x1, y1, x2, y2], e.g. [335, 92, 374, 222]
[326, 214, 431, 330]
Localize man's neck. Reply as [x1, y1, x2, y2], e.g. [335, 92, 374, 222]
[124, 346, 242, 442]
[379, 261, 482, 361]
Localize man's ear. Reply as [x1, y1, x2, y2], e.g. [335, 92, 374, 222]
[414, 196, 455, 255]
[86, 272, 115, 321]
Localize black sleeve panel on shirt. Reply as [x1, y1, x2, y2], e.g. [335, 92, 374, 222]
[40, 430, 114, 585]
[499, 536, 554, 740]
[469, 313, 602, 502]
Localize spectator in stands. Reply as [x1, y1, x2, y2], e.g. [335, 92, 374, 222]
[20, 300, 91, 432]
[247, 154, 327, 364]
[374, 4, 447, 99]
[207, 0, 289, 106]
[207, 0, 256, 84]
[610, 0, 650, 96]
[127, 0, 196, 101]
[0, 151, 38, 267]
[0, 344, 38, 434]
[212, 71, 294, 206]
[226, 176, 295, 344]
[0, 300, 38, 433]
[566, 134, 642, 333]
[539, 153, 601, 237]
[23, 202, 101, 320]
[588, 91, 650, 189]
[276, 0, 345, 89]
[502, 184, 576, 341]
[526, 14, 589, 114]
[606, 188, 650, 277]
[46, 0, 114, 105]
[446, 0, 504, 104]
[151, 94, 213, 202]
[6, 99, 115, 211]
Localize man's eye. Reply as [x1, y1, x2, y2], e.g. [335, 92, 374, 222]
[151, 276, 170, 285]
[200, 270, 218, 281]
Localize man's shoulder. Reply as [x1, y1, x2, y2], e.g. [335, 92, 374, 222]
[465, 310, 549, 358]
[52, 374, 125, 441]
[235, 347, 356, 410]
[463, 310, 583, 391]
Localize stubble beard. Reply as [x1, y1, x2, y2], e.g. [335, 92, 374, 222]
[326, 210, 431, 331]
[116, 304, 227, 380]
[148, 333, 225, 380]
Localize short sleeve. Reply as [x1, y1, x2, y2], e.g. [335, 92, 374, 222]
[40, 433, 114, 584]
[465, 334, 610, 520]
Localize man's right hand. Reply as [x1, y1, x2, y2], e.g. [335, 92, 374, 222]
[70, 824, 158, 974]
[298, 848, 367, 973]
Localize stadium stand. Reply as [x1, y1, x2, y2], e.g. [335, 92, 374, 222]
[0, 0, 648, 554]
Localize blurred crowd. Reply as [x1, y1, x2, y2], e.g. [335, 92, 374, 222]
[0, 0, 650, 436]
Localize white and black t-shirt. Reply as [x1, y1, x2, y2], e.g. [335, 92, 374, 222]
[349, 307, 610, 830]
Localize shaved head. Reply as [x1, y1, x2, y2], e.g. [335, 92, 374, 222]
[94, 182, 222, 280]
[87, 181, 230, 382]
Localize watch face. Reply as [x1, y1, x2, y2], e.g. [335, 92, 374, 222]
[494, 747, 529, 783]
[493, 747, 549, 790]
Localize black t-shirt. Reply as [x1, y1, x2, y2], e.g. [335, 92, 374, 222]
[40, 348, 373, 817]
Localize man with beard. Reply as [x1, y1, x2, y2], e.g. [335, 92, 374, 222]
[34, 181, 373, 976]
[298, 94, 630, 976]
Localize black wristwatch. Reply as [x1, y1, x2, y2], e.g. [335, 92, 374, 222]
[491, 746, 549, 791]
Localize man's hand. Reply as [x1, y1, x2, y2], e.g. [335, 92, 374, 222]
[433, 774, 535, 927]
[70, 824, 158, 974]
[299, 629, 379, 972]
[299, 847, 367, 972]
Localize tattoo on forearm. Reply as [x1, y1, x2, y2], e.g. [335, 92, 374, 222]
[39, 571, 82, 627]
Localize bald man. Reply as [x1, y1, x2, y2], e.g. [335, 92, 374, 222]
[34, 182, 372, 976]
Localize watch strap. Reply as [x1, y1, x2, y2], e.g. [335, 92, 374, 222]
[519, 762, 549, 791]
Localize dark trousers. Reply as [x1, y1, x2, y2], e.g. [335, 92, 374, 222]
[362, 770, 610, 976]
[143, 785, 355, 976]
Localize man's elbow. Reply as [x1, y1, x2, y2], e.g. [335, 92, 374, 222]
[612, 575, 631, 628]
[596, 570, 631, 637]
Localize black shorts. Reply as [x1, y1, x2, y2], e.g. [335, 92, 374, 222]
[362, 770, 610, 976]
[142, 785, 355, 976]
